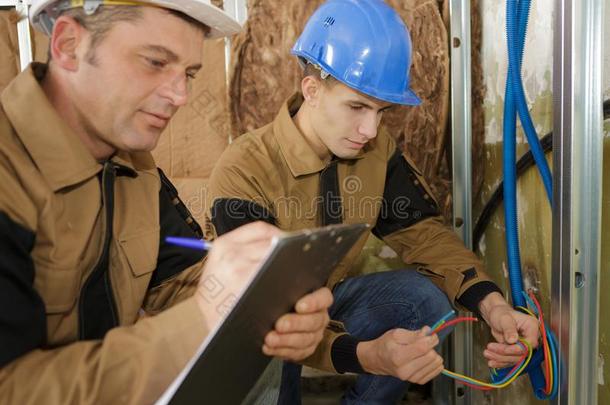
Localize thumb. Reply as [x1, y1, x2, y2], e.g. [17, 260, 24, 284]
[500, 314, 519, 344]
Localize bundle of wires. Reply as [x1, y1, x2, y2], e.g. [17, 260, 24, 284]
[511, 291, 559, 398]
[429, 298, 556, 394]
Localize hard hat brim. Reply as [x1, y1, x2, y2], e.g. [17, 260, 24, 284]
[354, 84, 422, 107]
[29, 0, 242, 38]
[397, 88, 422, 106]
[293, 50, 422, 107]
[149, 0, 241, 38]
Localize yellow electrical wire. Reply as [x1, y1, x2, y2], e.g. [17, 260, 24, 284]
[442, 338, 533, 389]
[515, 305, 554, 394]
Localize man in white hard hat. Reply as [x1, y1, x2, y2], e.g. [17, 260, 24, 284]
[0, 0, 332, 403]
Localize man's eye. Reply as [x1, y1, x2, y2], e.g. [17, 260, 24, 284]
[350, 105, 363, 110]
[186, 72, 197, 80]
[146, 57, 166, 69]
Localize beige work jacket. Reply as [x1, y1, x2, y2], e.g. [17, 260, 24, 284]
[204, 94, 500, 372]
[0, 64, 206, 404]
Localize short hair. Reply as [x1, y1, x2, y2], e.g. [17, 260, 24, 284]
[51, 6, 209, 62]
[302, 62, 337, 87]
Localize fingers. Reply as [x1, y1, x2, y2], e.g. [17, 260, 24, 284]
[417, 362, 445, 384]
[485, 354, 521, 368]
[207, 238, 272, 266]
[262, 307, 329, 362]
[274, 311, 329, 334]
[389, 330, 440, 372]
[408, 353, 444, 384]
[484, 342, 525, 368]
[358, 328, 442, 379]
[486, 342, 525, 355]
[264, 330, 320, 350]
[499, 313, 519, 344]
[222, 240, 273, 263]
[516, 313, 541, 349]
[262, 328, 323, 361]
[396, 350, 444, 384]
[295, 287, 333, 313]
[220, 221, 281, 244]
[206, 223, 280, 275]
[261, 345, 311, 361]
[491, 329, 506, 344]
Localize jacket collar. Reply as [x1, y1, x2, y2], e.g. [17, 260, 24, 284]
[1, 63, 153, 191]
[272, 92, 366, 178]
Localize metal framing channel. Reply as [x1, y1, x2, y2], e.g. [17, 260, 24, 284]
[223, 0, 248, 76]
[447, 1, 473, 405]
[223, 0, 248, 140]
[16, 0, 33, 71]
[552, 0, 604, 404]
[1, 0, 33, 71]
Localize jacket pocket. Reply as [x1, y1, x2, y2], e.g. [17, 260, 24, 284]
[118, 228, 159, 277]
[416, 266, 446, 289]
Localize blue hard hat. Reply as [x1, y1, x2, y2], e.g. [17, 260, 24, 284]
[292, 0, 421, 106]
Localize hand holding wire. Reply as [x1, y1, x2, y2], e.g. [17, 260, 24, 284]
[427, 292, 556, 395]
[482, 302, 540, 368]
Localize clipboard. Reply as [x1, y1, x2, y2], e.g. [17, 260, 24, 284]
[158, 223, 370, 404]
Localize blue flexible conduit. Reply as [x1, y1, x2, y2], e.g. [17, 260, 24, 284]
[503, 0, 527, 309]
[500, 0, 557, 400]
[507, 1, 554, 203]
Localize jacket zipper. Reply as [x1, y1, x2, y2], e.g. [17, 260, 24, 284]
[78, 161, 119, 339]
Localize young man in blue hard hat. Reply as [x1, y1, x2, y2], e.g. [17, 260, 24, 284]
[0, 0, 334, 403]
[204, 0, 541, 403]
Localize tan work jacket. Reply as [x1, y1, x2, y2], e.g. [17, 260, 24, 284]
[205, 93, 501, 373]
[0, 64, 206, 404]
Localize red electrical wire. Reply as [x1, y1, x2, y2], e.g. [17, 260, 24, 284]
[431, 317, 479, 335]
[529, 291, 552, 395]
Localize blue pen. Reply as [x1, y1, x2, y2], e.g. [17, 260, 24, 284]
[165, 236, 213, 251]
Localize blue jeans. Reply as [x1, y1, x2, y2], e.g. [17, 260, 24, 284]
[277, 269, 454, 405]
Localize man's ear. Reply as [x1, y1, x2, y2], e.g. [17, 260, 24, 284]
[49, 16, 86, 71]
[301, 75, 322, 108]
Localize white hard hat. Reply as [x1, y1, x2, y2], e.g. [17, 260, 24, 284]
[29, 0, 242, 38]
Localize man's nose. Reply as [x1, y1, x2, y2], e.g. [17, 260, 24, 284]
[358, 112, 379, 140]
[160, 74, 189, 107]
